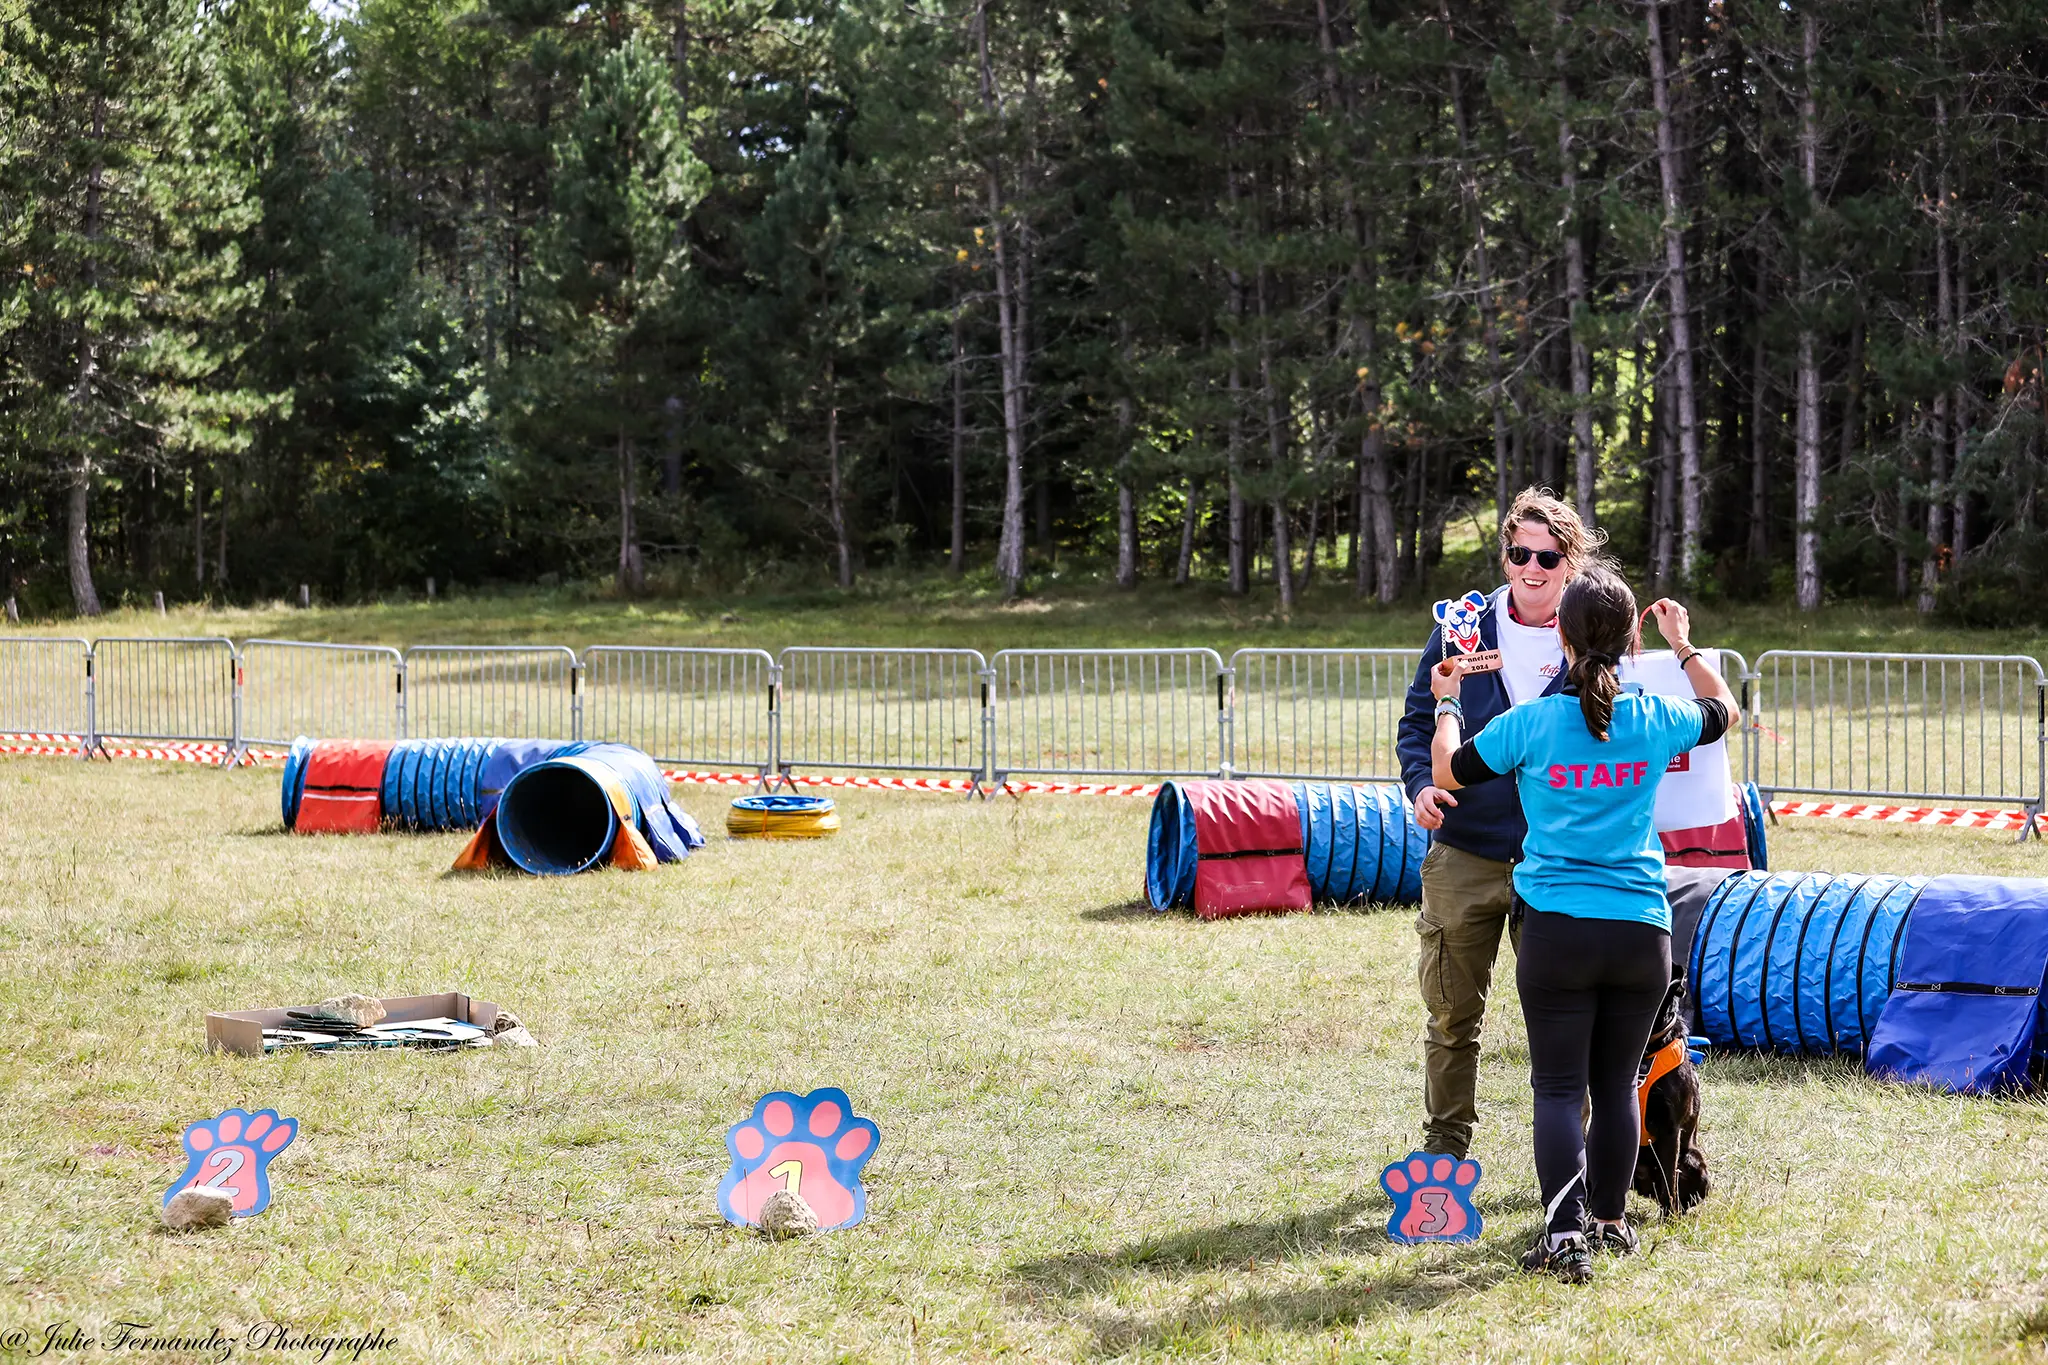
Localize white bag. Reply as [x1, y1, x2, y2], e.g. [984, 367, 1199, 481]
[1618, 650, 1736, 832]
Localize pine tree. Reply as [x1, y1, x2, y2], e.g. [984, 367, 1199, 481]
[0, 0, 267, 614]
[517, 32, 705, 594]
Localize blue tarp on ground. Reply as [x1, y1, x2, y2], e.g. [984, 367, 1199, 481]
[1866, 876, 2048, 1094]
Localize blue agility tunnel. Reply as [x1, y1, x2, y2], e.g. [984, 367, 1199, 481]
[483, 741, 706, 875]
[1146, 779, 1425, 911]
[282, 736, 315, 827]
[376, 738, 505, 830]
[1294, 782, 1428, 907]
[284, 736, 705, 874]
[1690, 871, 1925, 1054]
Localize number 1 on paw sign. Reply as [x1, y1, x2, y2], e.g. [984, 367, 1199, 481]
[1379, 1151, 1483, 1244]
[717, 1088, 880, 1232]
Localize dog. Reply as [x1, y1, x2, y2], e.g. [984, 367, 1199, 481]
[1632, 964, 1711, 1215]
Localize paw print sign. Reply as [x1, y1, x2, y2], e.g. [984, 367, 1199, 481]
[717, 1088, 880, 1232]
[163, 1108, 298, 1218]
[1433, 590, 1490, 656]
[1379, 1151, 1483, 1244]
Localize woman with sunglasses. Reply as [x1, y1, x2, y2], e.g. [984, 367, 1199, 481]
[1427, 568, 1740, 1281]
[1395, 489, 1599, 1164]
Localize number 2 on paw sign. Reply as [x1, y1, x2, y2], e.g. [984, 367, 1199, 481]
[1379, 1151, 1483, 1244]
[164, 1108, 299, 1218]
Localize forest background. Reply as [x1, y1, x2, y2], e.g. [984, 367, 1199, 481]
[4, 0, 2047, 623]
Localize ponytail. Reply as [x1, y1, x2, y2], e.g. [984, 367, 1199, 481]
[1569, 651, 1621, 742]
[1555, 565, 1637, 743]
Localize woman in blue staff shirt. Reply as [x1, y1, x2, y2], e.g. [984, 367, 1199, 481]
[1426, 565, 1740, 1283]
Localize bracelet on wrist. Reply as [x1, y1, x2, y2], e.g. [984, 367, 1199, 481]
[1434, 697, 1463, 721]
[1676, 645, 1702, 667]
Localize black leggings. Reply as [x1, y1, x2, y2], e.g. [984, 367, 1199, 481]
[1515, 903, 1671, 1235]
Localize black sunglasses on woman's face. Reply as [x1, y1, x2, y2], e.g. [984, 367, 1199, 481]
[1506, 545, 1565, 570]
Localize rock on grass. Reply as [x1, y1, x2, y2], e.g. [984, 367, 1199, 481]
[162, 1187, 234, 1231]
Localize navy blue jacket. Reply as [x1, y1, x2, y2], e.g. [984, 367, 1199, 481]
[1396, 586, 1566, 865]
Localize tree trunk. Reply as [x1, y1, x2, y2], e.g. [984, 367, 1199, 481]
[1226, 225, 1249, 594]
[1443, 15, 1511, 521]
[1652, 377, 1675, 588]
[68, 86, 107, 618]
[1920, 3, 1951, 615]
[68, 462, 100, 617]
[1175, 478, 1201, 586]
[1255, 255, 1293, 613]
[671, 0, 689, 99]
[1115, 339, 1138, 589]
[1747, 324, 1769, 570]
[825, 368, 851, 590]
[1952, 243, 1970, 560]
[616, 425, 643, 594]
[1557, 15, 1598, 526]
[1646, 0, 1701, 583]
[1794, 13, 1822, 612]
[662, 395, 684, 496]
[949, 295, 967, 575]
[976, 1, 1027, 598]
[214, 469, 227, 587]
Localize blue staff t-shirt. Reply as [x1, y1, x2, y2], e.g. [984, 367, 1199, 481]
[1469, 689, 1706, 930]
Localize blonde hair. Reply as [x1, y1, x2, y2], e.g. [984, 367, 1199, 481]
[1498, 488, 1603, 571]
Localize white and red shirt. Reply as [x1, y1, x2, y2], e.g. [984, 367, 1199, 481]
[1492, 586, 1566, 706]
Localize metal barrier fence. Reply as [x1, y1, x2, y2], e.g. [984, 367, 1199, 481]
[777, 647, 990, 783]
[402, 645, 581, 740]
[241, 640, 404, 745]
[89, 637, 240, 758]
[0, 637, 92, 740]
[581, 646, 777, 775]
[1712, 648, 1751, 786]
[990, 648, 1228, 781]
[1747, 650, 2047, 837]
[1229, 648, 1420, 783]
[5, 630, 2044, 834]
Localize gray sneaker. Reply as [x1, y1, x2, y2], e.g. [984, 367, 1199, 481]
[1591, 1218, 1639, 1256]
[1520, 1231, 1594, 1283]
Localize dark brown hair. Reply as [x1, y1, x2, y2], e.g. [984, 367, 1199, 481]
[1555, 565, 1637, 742]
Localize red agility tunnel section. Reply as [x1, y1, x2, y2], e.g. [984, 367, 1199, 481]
[292, 741, 394, 834]
[1180, 779, 1312, 920]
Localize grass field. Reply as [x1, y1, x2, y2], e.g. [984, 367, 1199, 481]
[3, 759, 2046, 1363]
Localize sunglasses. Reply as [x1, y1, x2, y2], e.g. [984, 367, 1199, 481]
[1506, 545, 1566, 570]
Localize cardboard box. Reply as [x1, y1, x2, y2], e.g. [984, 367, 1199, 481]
[206, 991, 507, 1057]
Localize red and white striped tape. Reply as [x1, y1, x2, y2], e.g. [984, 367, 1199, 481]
[661, 769, 1162, 797]
[1767, 799, 2045, 834]
[0, 735, 287, 765]
[3, 735, 2041, 832]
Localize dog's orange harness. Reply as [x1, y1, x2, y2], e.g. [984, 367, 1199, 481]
[1636, 1037, 1689, 1147]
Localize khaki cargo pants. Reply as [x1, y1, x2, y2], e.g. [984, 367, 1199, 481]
[1416, 841, 1521, 1159]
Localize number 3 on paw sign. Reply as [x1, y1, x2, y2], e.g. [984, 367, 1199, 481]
[1379, 1151, 1483, 1244]
[164, 1108, 299, 1218]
